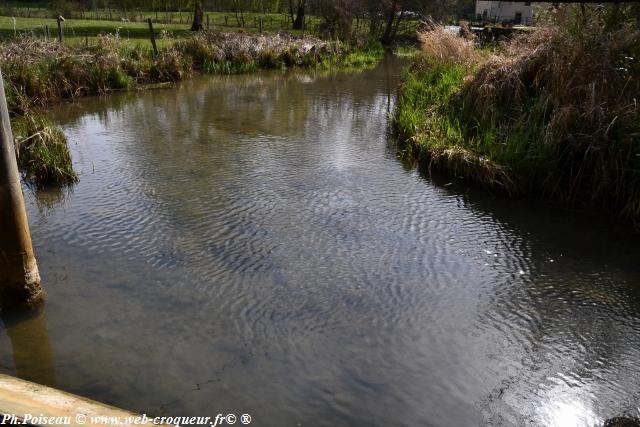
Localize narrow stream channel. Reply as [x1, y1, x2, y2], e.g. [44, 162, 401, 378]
[2, 56, 640, 426]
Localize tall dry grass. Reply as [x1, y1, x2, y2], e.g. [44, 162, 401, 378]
[396, 4, 640, 222]
[417, 25, 476, 65]
[463, 5, 640, 216]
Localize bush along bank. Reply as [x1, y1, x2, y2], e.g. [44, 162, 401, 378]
[2, 31, 384, 187]
[394, 4, 640, 225]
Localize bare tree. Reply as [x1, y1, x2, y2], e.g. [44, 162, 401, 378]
[232, 0, 247, 27]
[314, 0, 365, 39]
[289, 0, 306, 29]
[191, 0, 204, 31]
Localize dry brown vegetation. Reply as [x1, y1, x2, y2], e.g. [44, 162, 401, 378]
[417, 25, 475, 65]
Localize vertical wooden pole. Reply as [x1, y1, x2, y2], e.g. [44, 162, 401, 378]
[206, 14, 210, 29]
[0, 68, 43, 309]
[56, 17, 63, 43]
[44, 25, 49, 41]
[147, 18, 158, 56]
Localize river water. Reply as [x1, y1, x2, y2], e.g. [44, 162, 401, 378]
[2, 56, 640, 426]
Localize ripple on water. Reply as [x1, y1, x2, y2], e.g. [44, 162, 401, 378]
[15, 61, 640, 426]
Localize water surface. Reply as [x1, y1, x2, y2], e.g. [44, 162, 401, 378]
[2, 57, 640, 426]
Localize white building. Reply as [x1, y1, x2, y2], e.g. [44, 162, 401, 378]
[475, 1, 534, 25]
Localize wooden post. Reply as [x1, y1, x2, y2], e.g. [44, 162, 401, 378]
[85, 31, 88, 47]
[56, 17, 63, 43]
[147, 18, 158, 56]
[206, 14, 210, 29]
[44, 25, 49, 41]
[0, 68, 43, 309]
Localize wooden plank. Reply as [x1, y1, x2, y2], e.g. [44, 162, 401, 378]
[0, 374, 153, 427]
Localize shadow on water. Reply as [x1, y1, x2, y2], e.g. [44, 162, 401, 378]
[0, 306, 56, 387]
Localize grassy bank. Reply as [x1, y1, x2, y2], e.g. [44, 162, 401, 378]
[395, 5, 640, 224]
[2, 31, 383, 186]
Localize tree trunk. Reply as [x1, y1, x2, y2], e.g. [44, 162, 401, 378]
[288, 0, 295, 27]
[293, 1, 305, 30]
[390, 8, 405, 41]
[191, 0, 204, 31]
[381, 0, 398, 45]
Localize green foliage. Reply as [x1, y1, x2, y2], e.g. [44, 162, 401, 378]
[12, 111, 77, 186]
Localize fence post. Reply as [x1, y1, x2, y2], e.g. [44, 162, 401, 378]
[56, 16, 63, 43]
[147, 18, 158, 56]
[0, 68, 43, 309]
[206, 14, 210, 29]
[44, 25, 49, 41]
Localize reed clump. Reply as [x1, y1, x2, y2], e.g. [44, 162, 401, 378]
[12, 111, 78, 186]
[395, 4, 640, 222]
[417, 25, 476, 65]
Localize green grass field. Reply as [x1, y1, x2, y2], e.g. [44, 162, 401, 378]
[0, 16, 188, 46]
[0, 11, 419, 46]
[0, 12, 332, 46]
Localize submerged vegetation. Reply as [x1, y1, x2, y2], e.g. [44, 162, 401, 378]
[395, 4, 640, 223]
[1, 31, 383, 186]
